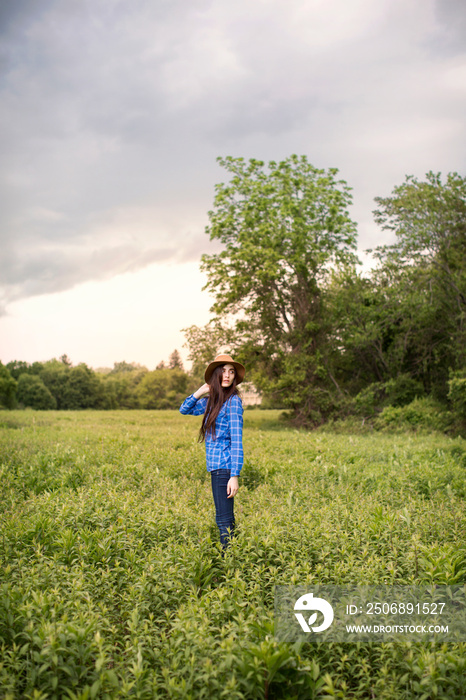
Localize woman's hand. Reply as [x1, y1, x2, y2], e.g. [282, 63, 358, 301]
[193, 383, 210, 399]
[227, 476, 239, 498]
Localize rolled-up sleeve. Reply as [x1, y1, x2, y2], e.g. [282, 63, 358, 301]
[179, 394, 207, 415]
[229, 396, 244, 477]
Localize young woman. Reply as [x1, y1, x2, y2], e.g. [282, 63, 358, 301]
[179, 354, 245, 551]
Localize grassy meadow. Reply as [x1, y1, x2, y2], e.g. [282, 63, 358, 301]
[0, 409, 465, 699]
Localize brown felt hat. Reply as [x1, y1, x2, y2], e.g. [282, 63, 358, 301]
[204, 354, 246, 385]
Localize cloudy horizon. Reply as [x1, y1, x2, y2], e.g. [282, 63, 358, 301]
[1, 0, 465, 368]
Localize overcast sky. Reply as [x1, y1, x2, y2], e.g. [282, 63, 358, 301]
[1, 0, 465, 369]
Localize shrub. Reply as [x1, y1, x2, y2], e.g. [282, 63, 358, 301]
[383, 374, 425, 407]
[374, 397, 451, 432]
[353, 375, 425, 418]
[352, 382, 386, 417]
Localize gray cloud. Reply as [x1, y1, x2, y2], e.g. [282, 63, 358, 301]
[435, 0, 466, 51]
[1, 245, 169, 296]
[1, 0, 465, 312]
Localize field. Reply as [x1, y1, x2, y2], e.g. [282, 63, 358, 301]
[1, 409, 465, 699]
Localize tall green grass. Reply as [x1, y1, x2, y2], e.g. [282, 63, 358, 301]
[1, 410, 465, 699]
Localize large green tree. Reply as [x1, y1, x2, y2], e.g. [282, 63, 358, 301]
[324, 171, 466, 415]
[370, 171, 466, 397]
[199, 155, 359, 424]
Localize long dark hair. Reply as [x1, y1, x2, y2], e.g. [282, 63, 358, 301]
[199, 365, 239, 442]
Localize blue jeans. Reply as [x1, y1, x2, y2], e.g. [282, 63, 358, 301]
[210, 469, 235, 550]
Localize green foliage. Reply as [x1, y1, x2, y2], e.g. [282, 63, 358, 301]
[103, 365, 148, 409]
[136, 369, 188, 409]
[109, 361, 147, 375]
[329, 252, 462, 405]
[17, 374, 57, 410]
[6, 360, 39, 380]
[374, 398, 452, 432]
[373, 171, 466, 277]
[32, 361, 110, 410]
[195, 163, 466, 427]
[200, 155, 359, 426]
[383, 375, 425, 407]
[37, 359, 69, 408]
[4, 358, 197, 412]
[0, 362, 17, 409]
[191, 167, 466, 426]
[60, 364, 104, 410]
[448, 370, 466, 433]
[0, 410, 464, 698]
[369, 171, 466, 394]
[352, 375, 425, 418]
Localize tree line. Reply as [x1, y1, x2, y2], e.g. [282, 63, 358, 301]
[1, 157, 465, 432]
[0, 350, 194, 411]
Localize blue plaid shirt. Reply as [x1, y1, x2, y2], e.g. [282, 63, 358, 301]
[179, 393, 244, 476]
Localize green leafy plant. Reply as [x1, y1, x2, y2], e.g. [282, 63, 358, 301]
[0, 409, 464, 698]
